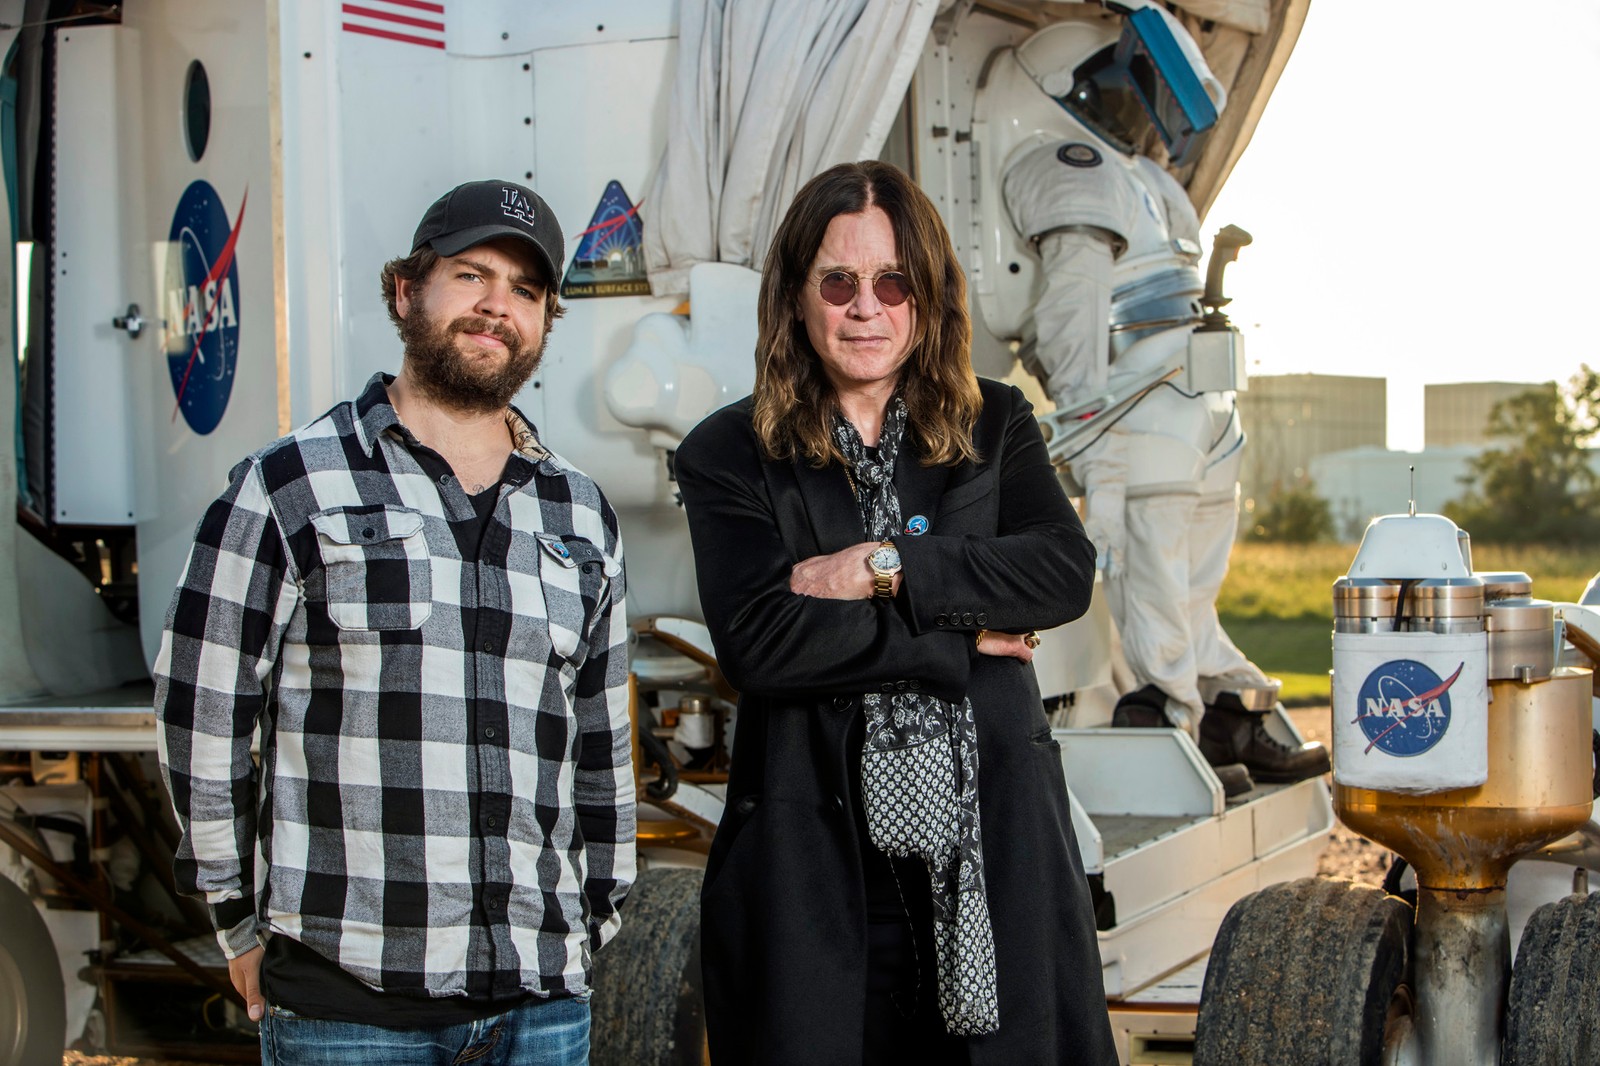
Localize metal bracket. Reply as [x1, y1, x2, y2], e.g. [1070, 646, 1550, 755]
[111, 303, 144, 339]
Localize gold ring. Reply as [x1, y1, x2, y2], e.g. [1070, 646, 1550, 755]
[1023, 631, 1041, 650]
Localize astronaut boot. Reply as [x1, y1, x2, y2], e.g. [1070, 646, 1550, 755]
[1112, 684, 1254, 797]
[1199, 693, 1331, 784]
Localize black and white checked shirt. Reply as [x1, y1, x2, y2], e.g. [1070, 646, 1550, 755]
[154, 374, 635, 1001]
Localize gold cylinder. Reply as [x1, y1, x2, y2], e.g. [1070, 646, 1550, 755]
[1334, 667, 1595, 890]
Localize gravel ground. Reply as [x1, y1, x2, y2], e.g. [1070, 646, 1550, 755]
[67, 705, 1383, 1066]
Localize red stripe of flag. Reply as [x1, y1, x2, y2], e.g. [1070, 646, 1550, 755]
[378, 0, 444, 12]
[342, 23, 446, 49]
[341, 3, 443, 32]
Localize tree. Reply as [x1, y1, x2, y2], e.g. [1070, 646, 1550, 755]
[1246, 479, 1336, 543]
[1445, 367, 1600, 544]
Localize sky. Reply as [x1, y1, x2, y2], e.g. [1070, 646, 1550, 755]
[1203, 0, 1600, 453]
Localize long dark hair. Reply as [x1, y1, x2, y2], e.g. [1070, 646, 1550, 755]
[751, 161, 981, 467]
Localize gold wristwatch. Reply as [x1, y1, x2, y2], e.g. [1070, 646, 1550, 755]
[867, 540, 902, 598]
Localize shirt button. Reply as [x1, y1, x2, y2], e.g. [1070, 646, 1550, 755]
[361, 527, 375, 540]
[735, 795, 759, 816]
[976, 612, 988, 626]
[962, 612, 975, 626]
[483, 727, 496, 739]
[439, 474, 452, 485]
[486, 816, 499, 829]
[482, 640, 494, 652]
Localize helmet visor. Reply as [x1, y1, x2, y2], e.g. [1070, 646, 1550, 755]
[1055, 47, 1150, 156]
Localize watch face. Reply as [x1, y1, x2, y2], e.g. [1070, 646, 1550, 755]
[870, 545, 901, 572]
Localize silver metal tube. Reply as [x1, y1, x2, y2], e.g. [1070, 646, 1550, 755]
[1412, 887, 1508, 1066]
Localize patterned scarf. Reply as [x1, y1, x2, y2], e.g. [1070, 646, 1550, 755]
[834, 398, 999, 1035]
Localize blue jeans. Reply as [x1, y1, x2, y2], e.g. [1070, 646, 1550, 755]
[259, 995, 590, 1065]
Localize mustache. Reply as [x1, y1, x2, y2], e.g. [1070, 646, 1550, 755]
[450, 316, 518, 349]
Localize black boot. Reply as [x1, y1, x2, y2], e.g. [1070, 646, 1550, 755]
[1113, 685, 1255, 797]
[1200, 693, 1331, 784]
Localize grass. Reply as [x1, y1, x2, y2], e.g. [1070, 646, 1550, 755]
[1218, 541, 1600, 706]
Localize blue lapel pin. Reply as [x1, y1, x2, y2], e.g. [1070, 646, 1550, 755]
[905, 515, 929, 535]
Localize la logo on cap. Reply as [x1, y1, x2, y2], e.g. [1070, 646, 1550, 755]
[502, 187, 535, 225]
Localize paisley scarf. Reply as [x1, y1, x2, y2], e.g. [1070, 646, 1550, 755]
[834, 398, 999, 1035]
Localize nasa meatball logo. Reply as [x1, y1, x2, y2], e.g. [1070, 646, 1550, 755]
[164, 181, 247, 434]
[1352, 659, 1464, 757]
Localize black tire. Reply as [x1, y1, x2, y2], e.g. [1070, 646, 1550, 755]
[589, 865, 706, 1066]
[1504, 891, 1600, 1065]
[1194, 877, 1412, 1066]
[0, 874, 66, 1066]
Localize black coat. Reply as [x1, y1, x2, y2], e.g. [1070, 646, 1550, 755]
[674, 378, 1117, 1065]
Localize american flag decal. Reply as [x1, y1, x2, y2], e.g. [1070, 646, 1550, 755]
[342, 0, 446, 50]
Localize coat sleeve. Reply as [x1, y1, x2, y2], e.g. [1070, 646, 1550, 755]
[676, 410, 973, 702]
[895, 385, 1097, 635]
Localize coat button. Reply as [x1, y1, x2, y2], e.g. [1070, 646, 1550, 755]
[909, 680, 921, 691]
[935, 614, 948, 626]
[962, 612, 975, 626]
[830, 795, 845, 815]
[735, 795, 759, 816]
[880, 682, 895, 693]
[895, 680, 908, 692]
[832, 696, 853, 712]
[976, 612, 988, 626]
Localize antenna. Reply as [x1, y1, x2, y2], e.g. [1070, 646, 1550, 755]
[1408, 465, 1416, 517]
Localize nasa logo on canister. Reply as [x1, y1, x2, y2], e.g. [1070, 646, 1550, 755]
[164, 181, 246, 434]
[1352, 658, 1462, 757]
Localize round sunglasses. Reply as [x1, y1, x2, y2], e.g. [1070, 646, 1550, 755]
[816, 270, 912, 307]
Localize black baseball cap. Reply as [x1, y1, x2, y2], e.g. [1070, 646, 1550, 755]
[410, 179, 565, 288]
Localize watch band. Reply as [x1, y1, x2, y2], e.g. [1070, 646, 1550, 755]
[873, 570, 895, 598]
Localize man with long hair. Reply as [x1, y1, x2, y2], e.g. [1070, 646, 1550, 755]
[677, 160, 1116, 1065]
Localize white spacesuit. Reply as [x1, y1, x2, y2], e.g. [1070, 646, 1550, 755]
[993, 7, 1327, 787]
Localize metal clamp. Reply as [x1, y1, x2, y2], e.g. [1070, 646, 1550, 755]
[111, 304, 144, 338]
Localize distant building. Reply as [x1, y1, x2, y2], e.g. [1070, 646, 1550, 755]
[1310, 445, 1482, 542]
[1424, 381, 1555, 448]
[1238, 373, 1387, 513]
[1313, 442, 1600, 542]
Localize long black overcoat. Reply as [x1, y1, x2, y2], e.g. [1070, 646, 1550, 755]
[674, 378, 1117, 1065]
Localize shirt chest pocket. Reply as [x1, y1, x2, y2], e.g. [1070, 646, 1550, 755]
[534, 533, 611, 662]
[309, 506, 434, 631]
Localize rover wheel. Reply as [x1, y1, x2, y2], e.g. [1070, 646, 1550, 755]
[589, 865, 706, 1066]
[1194, 877, 1412, 1066]
[1504, 891, 1600, 1065]
[0, 874, 65, 1066]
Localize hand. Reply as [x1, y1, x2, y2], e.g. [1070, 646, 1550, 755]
[228, 945, 265, 1021]
[789, 542, 900, 600]
[977, 630, 1034, 663]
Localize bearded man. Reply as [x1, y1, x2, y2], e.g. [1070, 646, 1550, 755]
[153, 180, 634, 1066]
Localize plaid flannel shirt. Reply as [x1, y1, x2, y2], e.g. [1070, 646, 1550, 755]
[154, 374, 635, 1000]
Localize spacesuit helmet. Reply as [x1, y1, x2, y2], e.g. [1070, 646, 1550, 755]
[1016, 6, 1223, 166]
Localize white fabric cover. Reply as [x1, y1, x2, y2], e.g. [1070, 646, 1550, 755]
[645, 0, 939, 297]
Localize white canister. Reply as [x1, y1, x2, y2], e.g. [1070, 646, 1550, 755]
[1331, 630, 1489, 794]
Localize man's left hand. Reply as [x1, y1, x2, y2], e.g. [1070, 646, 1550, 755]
[789, 542, 900, 600]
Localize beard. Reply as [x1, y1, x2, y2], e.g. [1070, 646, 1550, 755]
[399, 293, 544, 414]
